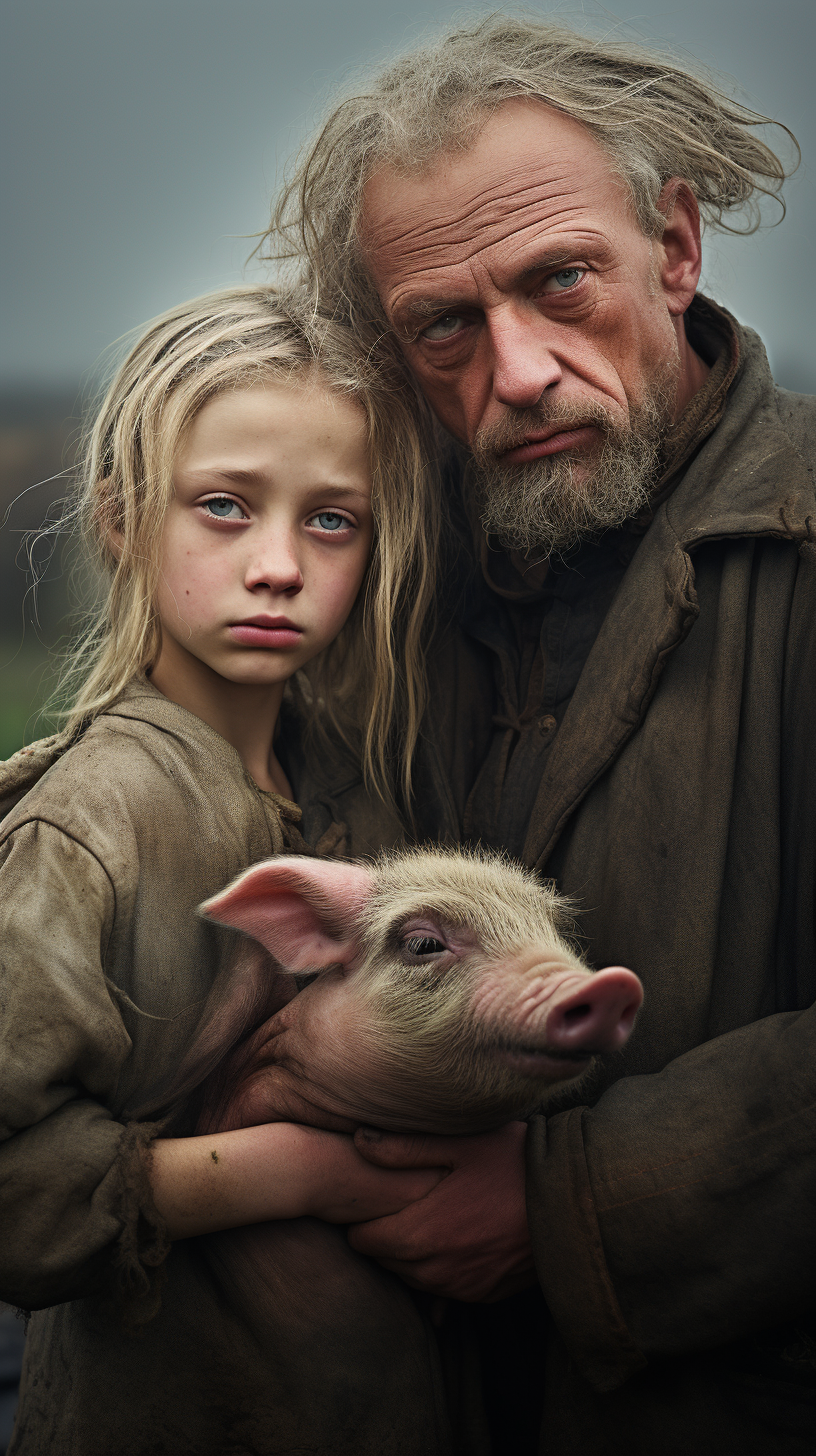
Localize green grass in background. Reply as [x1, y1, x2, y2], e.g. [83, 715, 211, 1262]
[0, 638, 61, 760]
[1, 391, 81, 763]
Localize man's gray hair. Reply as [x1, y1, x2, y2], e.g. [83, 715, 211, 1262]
[263, 13, 797, 331]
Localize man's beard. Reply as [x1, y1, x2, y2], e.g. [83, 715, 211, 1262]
[470, 361, 679, 556]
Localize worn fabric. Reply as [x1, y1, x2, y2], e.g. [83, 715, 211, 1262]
[293, 301, 816, 1454]
[0, 682, 456, 1456]
[460, 298, 739, 858]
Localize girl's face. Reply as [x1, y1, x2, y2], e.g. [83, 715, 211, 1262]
[154, 376, 374, 690]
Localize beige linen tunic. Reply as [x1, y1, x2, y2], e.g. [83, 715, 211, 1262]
[0, 681, 453, 1456]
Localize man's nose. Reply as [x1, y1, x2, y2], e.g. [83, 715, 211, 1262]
[244, 532, 304, 595]
[488, 306, 563, 409]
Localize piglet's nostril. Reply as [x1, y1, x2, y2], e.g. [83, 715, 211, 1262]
[545, 967, 643, 1054]
[561, 1003, 591, 1027]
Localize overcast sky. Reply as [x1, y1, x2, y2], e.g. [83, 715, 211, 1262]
[1, 0, 814, 394]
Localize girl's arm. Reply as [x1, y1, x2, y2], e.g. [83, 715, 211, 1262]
[149, 1123, 445, 1240]
[0, 822, 136, 1309]
[0, 819, 441, 1309]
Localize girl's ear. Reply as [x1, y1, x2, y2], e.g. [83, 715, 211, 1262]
[199, 856, 373, 974]
[95, 482, 124, 560]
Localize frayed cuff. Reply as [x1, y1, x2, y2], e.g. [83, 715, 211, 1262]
[110, 1122, 171, 1328]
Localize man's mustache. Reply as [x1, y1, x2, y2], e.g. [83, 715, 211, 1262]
[473, 399, 618, 461]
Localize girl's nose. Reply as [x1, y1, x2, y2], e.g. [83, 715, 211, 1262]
[244, 547, 306, 594]
[244, 537, 304, 595]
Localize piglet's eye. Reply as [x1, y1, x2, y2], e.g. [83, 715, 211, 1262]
[402, 935, 446, 957]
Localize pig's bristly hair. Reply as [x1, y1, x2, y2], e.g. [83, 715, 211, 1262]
[344, 846, 589, 1131]
[361, 845, 578, 956]
[167, 846, 597, 1139]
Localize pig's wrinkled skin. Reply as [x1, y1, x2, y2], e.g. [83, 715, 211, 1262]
[183, 847, 643, 1141]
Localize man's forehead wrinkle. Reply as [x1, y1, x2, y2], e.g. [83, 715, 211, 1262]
[369, 164, 589, 259]
[377, 192, 596, 292]
[384, 213, 606, 328]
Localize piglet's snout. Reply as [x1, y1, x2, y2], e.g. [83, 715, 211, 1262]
[545, 967, 643, 1057]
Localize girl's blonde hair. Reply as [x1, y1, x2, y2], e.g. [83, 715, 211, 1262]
[59, 284, 441, 804]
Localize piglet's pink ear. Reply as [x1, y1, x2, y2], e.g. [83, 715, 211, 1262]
[199, 856, 373, 975]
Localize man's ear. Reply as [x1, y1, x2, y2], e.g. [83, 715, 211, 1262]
[655, 179, 703, 317]
[200, 856, 374, 974]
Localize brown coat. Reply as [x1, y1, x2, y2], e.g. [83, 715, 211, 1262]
[0, 684, 456, 1456]
[293, 317, 816, 1453]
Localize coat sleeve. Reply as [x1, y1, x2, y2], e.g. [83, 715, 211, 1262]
[0, 819, 167, 1310]
[525, 1002, 816, 1391]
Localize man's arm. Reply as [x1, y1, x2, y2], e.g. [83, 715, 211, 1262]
[351, 1004, 816, 1392]
[527, 1001, 816, 1389]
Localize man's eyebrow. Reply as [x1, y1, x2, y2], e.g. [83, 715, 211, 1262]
[390, 297, 469, 341]
[516, 247, 585, 283]
[392, 248, 591, 329]
[396, 297, 464, 322]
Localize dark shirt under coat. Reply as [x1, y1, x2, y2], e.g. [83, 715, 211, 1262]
[295, 298, 816, 1455]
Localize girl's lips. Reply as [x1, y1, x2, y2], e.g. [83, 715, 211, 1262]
[229, 624, 303, 649]
[499, 425, 601, 465]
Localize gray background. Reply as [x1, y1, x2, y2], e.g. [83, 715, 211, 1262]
[1, 0, 814, 394]
[0, 0, 811, 1430]
[0, 3, 811, 1429]
[0, 0, 813, 759]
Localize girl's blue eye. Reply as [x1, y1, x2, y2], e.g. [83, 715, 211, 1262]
[313, 512, 348, 532]
[205, 498, 244, 519]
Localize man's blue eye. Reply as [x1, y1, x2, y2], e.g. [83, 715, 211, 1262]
[552, 268, 582, 289]
[423, 315, 465, 341]
[206, 498, 242, 518]
[314, 512, 347, 531]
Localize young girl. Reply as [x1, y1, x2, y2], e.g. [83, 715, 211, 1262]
[0, 287, 448, 1455]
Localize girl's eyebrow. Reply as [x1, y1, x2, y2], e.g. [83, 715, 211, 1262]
[316, 483, 372, 501]
[185, 466, 266, 486]
[184, 466, 370, 499]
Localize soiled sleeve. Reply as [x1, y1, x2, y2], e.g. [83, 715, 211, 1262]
[0, 820, 166, 1310]
[525, 1004, 816, 1391]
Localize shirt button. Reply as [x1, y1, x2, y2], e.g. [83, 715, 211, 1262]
[538, 715, 556, 735]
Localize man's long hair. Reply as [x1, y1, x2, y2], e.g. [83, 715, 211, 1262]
[261, 13, 797, 344]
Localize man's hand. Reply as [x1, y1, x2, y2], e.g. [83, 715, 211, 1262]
[347, 1121, 535, 1302]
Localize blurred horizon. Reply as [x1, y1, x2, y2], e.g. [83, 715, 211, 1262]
[2, 0, 815, 393]
[1, 0, 815, 756]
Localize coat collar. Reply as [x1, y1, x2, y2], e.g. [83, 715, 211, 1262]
[512, 321, 814, 869]
[663, 321, 813, 549]
[0, 677, 302, 828]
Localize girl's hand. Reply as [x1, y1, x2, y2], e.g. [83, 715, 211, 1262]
[299, 1126, 446, 1223]
[149, 1122, 445, 1240]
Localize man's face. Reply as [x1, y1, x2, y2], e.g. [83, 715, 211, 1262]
[361, 100, 696, 550]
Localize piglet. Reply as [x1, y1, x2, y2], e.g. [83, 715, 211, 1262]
[187, 846, 643, 1139]
[149, 849, 643, 1454]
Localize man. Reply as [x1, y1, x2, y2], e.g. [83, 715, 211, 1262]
[276, 17, 815, 1456]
